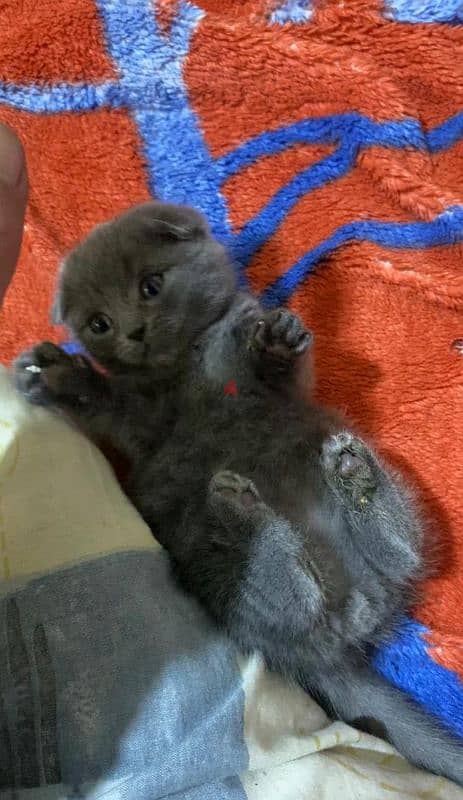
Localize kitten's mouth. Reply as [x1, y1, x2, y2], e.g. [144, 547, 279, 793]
[132, 340, 152, 360]
[141, 343, 175, 368]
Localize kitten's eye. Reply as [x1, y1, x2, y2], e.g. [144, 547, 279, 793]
[140, 273, 163, 299]
[89, 313, 112, 335]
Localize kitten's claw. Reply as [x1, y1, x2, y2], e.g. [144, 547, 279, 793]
[249, 309, 312, 361]
[321, 432, 378, 507]
[209, 470, 261, 509]
[14, 342, 91, 406]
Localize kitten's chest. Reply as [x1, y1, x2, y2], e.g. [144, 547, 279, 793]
[177, 383, 254, 439]
[179, 354, 264, 429]
[187, 343, 239, 395]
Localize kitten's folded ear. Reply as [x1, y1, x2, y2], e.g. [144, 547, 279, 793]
[139, 202, 210, 241]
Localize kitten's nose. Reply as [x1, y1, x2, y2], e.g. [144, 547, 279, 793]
[127, 325, 146, 342]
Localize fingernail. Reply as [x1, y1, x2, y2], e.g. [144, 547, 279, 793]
[0, 123, 25, 187]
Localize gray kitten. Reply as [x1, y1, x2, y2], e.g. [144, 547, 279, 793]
[15, 202, 463, 785]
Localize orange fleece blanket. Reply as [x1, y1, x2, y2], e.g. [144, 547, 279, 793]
[0, 0, 462, 734]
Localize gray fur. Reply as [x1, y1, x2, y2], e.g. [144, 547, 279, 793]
[14, 202, 463, 785]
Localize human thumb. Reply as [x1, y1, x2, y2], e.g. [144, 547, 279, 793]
[0, 123, 28, 305]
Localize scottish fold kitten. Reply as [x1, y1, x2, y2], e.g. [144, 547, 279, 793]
[15, 202, 463, 785]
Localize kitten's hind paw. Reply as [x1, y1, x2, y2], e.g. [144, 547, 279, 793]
[321, 432, 378, 507]
[209, 470, 261, 509]
[208, 470, 273, 537]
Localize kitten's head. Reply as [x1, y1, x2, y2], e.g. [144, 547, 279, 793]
[54, 202, 236, 373]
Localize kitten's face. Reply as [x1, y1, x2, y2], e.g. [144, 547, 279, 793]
[55, 202, 235, 373]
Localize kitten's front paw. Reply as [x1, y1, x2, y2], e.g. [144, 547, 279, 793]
[249, 309, 312, 361]
[321, 432, 378, 507]
[14, 342, 91, 407]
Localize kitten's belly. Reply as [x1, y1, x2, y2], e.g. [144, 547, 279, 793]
[131, 391, 334, 530]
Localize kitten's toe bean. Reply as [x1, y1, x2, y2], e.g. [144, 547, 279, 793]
[321, 433, 378, 505]
[339, 452, 364, 477]
[209, 470, 261, 509]
[320, 431, 355, 471]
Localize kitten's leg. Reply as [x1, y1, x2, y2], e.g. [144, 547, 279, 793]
[321, 432, 423, 582]
[173, 469, 356, 666]
[247, 308, 313, 388]
[14, 342, 119, 439]
[200, 470, 328, 631]
[207, 473, 463, 788]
